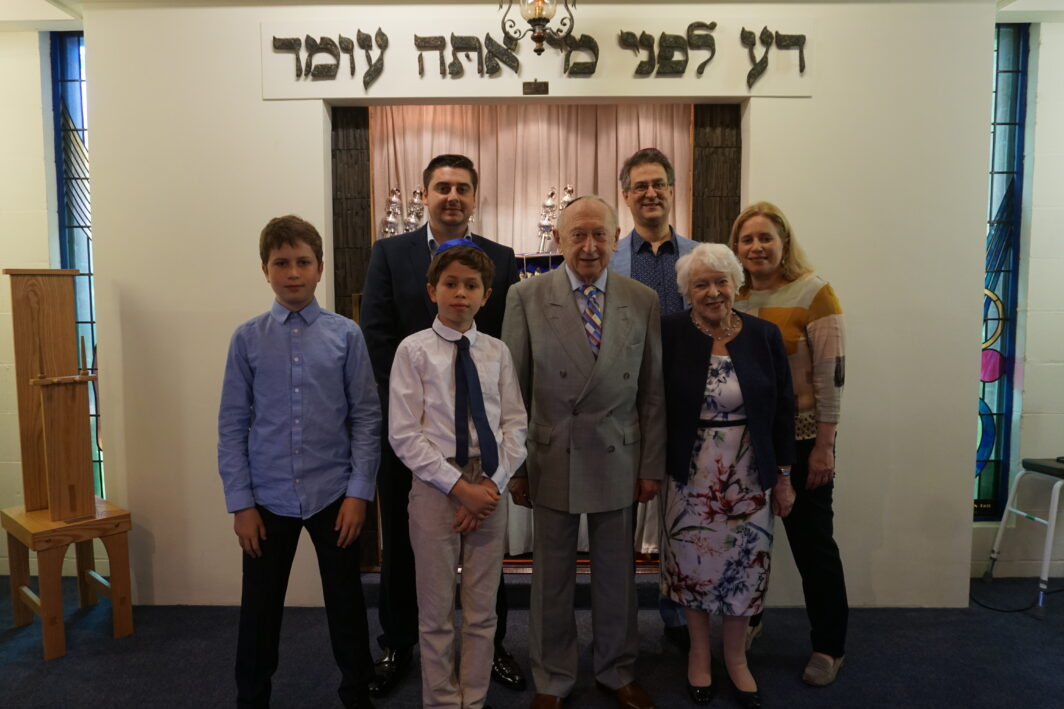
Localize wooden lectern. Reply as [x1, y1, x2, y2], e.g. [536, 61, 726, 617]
[1, 269, 133, 659]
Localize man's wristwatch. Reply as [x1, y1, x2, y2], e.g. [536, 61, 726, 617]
[778, 467, 792, 477]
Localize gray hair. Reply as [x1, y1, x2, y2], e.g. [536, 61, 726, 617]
[675, 243, 745, 296]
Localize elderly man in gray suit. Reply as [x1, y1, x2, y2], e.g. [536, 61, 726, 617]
[503, 195, 666, 709]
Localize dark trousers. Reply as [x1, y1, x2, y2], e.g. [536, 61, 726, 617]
[236, 496, 374, 708]
[377, 441, 510, 651]
[754, 437, 849, 657]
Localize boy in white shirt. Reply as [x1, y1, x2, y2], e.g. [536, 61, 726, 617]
[388, 239, 528, 709]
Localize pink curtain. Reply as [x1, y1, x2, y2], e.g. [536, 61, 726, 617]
[369, 104, 693, 253]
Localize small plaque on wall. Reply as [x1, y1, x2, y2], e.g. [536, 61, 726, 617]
[523, 80, 549, 95]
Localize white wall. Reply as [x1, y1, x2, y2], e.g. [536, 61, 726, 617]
[79, 1, 995, 606]
[0, 31, 60, 574]
[972, 20, 1064, 576]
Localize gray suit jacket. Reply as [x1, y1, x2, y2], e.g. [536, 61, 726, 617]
[502, 267, 666, 514]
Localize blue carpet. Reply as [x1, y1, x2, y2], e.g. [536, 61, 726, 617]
[1, 574, 1062, 708]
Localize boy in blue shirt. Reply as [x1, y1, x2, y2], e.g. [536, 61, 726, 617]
[218, 215, 381, 708]
[388, 240, 527, 709]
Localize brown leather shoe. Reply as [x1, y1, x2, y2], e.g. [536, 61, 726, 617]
[597, 681, 656, 709]
[529, 694, 564, 709]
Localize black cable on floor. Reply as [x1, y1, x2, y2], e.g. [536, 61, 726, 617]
[970, 583, 1064, 613]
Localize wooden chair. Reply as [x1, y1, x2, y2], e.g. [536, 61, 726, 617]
[3, 269, 134, 658]
[2, 498, 133, 659]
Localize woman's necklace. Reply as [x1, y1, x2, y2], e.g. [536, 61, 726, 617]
[692, 311, 740, 341]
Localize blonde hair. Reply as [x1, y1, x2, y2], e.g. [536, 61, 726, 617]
[727, 201, 814, 291]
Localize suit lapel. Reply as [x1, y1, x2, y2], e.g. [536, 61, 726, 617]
[544, 268, 596, 383]
[405, 227, 435, 317]
[581, 275, 633, 401]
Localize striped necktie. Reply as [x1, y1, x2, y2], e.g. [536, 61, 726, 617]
[580, 284, 602, 357]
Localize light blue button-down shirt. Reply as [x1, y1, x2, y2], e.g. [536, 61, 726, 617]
[218, 299, 381, 518]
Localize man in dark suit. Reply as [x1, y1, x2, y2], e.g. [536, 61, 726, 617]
[360, 154, 523, 697]
[503, 196, 665, 709]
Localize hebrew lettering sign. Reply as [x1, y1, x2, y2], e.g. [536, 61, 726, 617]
[261, 13, 813, 100]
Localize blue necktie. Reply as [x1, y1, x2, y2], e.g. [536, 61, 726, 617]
[454, 336, 499, 475]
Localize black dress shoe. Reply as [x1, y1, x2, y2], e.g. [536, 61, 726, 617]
[490, 645, 527, 690]
[687, 683, 714, 704]
[735, 689, 761, 709]
[664, 625, 691, 653]
[367, 646, 412, 698]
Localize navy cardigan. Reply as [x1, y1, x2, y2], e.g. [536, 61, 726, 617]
[662, 309, 796, 491]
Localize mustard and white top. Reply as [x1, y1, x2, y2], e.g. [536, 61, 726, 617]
[734, 274, 845, 441]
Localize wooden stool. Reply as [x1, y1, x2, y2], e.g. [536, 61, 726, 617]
[2, 497, 133, 659]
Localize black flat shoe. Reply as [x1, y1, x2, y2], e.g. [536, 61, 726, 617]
[491, 645, 527, 690]
[736, 689, 761, 709]
[687, 682, 714, 704]
[367, 646, 412, 698]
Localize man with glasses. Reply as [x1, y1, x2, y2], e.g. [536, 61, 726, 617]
[614, 148, 697, 653]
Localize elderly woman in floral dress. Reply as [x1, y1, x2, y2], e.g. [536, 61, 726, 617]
[659, 244, 795, 708]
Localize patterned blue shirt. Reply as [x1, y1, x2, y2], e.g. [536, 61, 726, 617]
[627, 228, 685, 316]
[218, 299, 381, 518]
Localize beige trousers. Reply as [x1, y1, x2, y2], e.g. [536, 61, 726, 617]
[409, 459, 508, 709]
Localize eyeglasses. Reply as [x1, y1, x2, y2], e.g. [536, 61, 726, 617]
[628, 180, 672, 195]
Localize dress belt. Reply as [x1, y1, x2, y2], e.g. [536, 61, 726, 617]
[698, 418, 748, 428]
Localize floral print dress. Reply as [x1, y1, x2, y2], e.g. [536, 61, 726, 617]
[660, 354, 774, 616]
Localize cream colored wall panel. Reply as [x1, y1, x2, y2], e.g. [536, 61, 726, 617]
[0, 211, 51, 266]
[1030, 99, 1064, 156]
[1027, 207, 1064, 259]
[1029, 146, 1064, 210]
[0, 411, 22, 468]
[1024, 311, 1064, 363]
[0, 313, 14, 365]
[1020, 412, 1064, 457]
[1025, 257, 1064, 311]
[0, 364, 17, 410]
[1023, 363, 1064, 415]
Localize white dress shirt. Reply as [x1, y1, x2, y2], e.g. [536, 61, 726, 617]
[389, 318, 528, 495]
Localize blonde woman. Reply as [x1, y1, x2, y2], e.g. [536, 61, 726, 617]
[729, 202, 848, 687]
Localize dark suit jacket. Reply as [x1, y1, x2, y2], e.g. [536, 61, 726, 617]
[360, 224, 519, 385]
[662, 309, 796, 491]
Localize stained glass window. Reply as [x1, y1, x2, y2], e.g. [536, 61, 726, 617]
[51, 31, 104, 496]
[976, 24, 1028, 519]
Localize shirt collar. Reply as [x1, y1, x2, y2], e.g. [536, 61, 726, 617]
[270, 298, 320, 325]
[630, 227, 677, 255]
[563, 263, 608, 293]
[427, 223, 471, 252]
[432, 316, 479, 346]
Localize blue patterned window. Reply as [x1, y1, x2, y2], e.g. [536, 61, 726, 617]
[51, 31, 104, 496]
[976, 24, 1028, 520]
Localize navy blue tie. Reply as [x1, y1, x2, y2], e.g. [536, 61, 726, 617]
[454, 336, 499, 475]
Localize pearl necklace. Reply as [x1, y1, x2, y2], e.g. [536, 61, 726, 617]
[692, 311, 740, 341]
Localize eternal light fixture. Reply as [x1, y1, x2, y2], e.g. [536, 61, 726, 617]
[499, 0, 577, 55]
